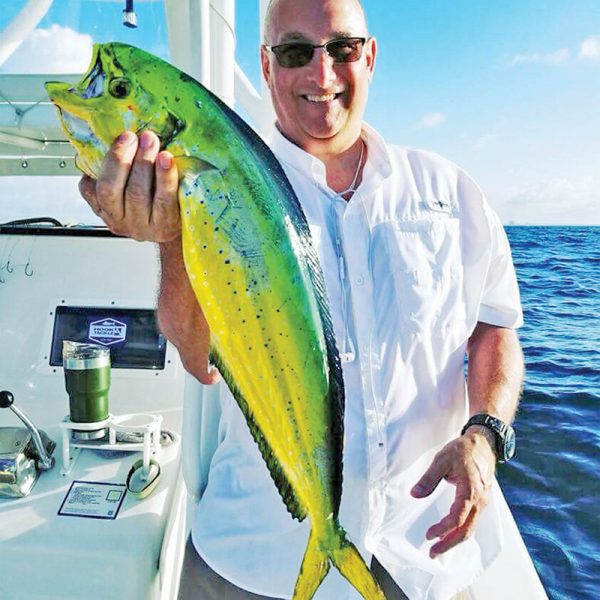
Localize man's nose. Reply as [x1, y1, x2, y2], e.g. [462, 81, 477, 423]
[305, 47, 337, 87]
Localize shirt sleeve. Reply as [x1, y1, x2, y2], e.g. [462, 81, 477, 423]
[478, 208, 523, 328]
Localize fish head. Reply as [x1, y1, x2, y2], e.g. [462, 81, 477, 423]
[45, 43, 183, 178]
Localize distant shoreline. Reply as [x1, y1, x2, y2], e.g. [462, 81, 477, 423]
[503, 224, 600, 227]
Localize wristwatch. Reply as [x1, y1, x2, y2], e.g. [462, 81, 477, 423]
[461, 413, 516, 463]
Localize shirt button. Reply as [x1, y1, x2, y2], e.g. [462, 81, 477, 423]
[355, 275, 365, 285]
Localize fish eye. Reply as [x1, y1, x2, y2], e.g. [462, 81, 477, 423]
[109, 78, 131, 99]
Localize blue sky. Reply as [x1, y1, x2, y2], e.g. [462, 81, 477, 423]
[1, 1, 598, 224]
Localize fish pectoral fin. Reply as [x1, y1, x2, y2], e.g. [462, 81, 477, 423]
[159, 111, 185, 149]
[177, 162, 266, 271]
[174, 155, 220, 179]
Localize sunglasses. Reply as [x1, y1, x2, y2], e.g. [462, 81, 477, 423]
[265, 37, 367, 68]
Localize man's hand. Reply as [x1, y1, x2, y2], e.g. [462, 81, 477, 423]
[412, 323, 523, 558]
[410, 428, 496, 558]
[79, 130, 180, 242]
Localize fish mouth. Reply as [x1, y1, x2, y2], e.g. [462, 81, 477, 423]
[58, 107, 99, 145]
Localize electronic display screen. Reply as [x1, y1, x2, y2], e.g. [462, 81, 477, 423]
[49, 306, 166, 370]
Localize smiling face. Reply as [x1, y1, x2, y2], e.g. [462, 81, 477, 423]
[261, 0, 376, 157]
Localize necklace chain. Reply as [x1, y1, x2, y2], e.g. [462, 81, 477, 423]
[338, 138, 365, 198]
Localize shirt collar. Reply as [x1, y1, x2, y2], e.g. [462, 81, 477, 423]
[270, 126, 327, 186]
[269, 123, 393, 196]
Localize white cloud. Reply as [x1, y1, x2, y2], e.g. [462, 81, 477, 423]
[418, 112, 446, 128]
[497, 177, 600, 225]
[0, 25, 93, 74]
[509, 34, 600, 67]
[578, 35, 600, 61]
[509, 48, 570, 67]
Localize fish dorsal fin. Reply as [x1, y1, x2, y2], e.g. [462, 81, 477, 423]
[209, 346, 308, 523]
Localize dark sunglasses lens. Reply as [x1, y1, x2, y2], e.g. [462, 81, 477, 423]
[327, 38, 364, 63]
[274, 43, 314, 68]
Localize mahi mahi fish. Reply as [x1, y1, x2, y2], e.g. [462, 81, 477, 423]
[45, 43, 384, 599]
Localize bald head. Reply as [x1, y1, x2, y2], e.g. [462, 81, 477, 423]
[263, 0, 368, 45]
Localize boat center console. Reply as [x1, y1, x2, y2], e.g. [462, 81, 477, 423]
[0, 227, 193, 600]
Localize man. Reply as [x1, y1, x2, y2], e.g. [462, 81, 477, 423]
[80, 1, 524, 598]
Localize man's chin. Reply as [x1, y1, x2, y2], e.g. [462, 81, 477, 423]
[277, 114, 359, 152]
[298, 130, 356, 155]
[299, 116, 345, 141]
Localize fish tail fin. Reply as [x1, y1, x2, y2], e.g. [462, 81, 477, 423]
[329, 528, 386, 600]
[292, 525, 385, 600]
[292, 528, 331, 599]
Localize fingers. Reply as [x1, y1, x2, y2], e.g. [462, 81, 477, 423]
[180, 353, 222, 385]
[411, 452, 448, 498]
[96, 130, 139, 225]
[412, 436, 495, 558]
[151, 151, 180, 240]
[79, 175, 99, 215]
[123, 131, 159, 238]
[202, 364, 223, 385]
[429, 505, 478, 558]
[78, 130, 181, 242]
[425, 485, 479, 542]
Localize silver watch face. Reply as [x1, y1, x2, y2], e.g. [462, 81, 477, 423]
[504, 426, 516, 461]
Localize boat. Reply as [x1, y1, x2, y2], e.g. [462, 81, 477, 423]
[0, 1, 548, 598]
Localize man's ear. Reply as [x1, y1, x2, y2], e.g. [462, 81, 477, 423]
[365, 36, 377, 82]
[260, 45, 272, 88]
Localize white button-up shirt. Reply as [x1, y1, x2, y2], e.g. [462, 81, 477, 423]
[192, 124, 523, 600]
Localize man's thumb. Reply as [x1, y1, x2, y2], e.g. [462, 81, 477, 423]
[410, 460, 445, 498]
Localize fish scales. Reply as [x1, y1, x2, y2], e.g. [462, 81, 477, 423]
[183, 168, 334, 505]
[45, 42, 385, 600]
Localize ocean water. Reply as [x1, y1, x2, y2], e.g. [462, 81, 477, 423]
[498, 227, 599, 600]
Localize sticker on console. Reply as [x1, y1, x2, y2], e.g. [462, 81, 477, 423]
[88, 318, 127, 346]
[58, 480, 126, 520]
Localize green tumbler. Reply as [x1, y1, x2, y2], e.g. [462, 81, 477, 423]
[63, 341, 111, 424]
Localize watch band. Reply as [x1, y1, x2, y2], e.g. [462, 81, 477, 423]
[461, 413, 507, 437]
[461, 413, 516, 463]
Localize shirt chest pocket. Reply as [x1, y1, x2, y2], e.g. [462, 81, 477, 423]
[374, 218, 467, 336]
